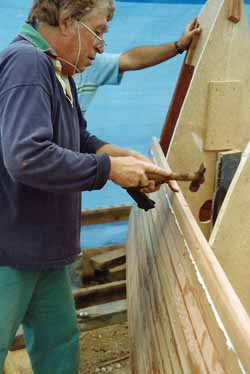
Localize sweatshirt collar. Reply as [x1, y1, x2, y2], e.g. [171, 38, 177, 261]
[19, 23, 74, 106]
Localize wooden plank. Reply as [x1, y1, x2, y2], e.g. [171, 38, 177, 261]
[81, 204, 131, 226]
[76, 244, 126, 281]
[109, 264, 126, 281]
[151, 138, 250, 372]
[73, 280, 126, 309]
[77, 300, 127, 332]
[155, 187, 242, 373]
[91, 248, 126, 271]
[4, 350, 31, 374]
[128, 209, 181, 373]
[141, 208, 208, 373]
[228, 0, 241, 23]
[150, 192, 226, 373]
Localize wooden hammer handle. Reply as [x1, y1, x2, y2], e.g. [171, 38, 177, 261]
[146, 172, 197, 184]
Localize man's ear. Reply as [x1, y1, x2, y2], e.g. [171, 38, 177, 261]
[58, 16, 74, 36]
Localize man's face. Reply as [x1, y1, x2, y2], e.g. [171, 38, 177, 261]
[77, 14, 108, 71]
[61, 13, 108, 75]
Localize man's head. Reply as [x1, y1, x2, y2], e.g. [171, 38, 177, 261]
[27, 0, 115, 75]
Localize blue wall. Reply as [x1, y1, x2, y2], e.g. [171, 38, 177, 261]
[1, 1, 250, 247]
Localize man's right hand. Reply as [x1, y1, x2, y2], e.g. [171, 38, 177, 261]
[109, 156, 172, 192]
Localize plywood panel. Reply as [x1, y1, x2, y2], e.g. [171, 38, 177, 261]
[205, 81, 242, 150]
[166, 0, 250, 237]
[210, 141, 250, 314]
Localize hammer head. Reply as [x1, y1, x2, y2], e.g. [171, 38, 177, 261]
[189, 163, 206, 192]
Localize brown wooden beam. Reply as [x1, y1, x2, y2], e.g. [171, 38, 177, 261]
[159, 62, 194, 155]
[91, 248, 126, 271]
[74, 280, 126, 309]
[81, 204, 132, 226]
[228, 0, 241, 23]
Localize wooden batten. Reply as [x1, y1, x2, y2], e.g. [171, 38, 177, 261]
[228, 0, 242, 23]
[127, 139, 250, 373]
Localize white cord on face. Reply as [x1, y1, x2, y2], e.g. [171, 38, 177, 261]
[57, 22, 82, 75]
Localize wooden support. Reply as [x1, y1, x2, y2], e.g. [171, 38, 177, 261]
[77, 299, 127, 332]
[228, 0, 241, 23]
[74, 280, 126, 309]
[109, 264, 126, 281]
[76, 244, 126, 282]
[90, 247, 126, 271]
[81, 204, 131, 226]
[159, 62, 194, 156]
[159, 19, 200, 156]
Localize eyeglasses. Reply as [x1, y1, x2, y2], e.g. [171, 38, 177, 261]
[78, 21, 106, 48]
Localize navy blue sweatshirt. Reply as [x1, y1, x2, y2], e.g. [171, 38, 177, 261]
[0, 32, 111, 270]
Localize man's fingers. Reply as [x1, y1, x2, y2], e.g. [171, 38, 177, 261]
[144, 163, 171, 179]
[189, 17, 198, 29]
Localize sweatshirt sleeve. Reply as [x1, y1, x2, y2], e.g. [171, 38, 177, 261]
[0, 83, 110, 192]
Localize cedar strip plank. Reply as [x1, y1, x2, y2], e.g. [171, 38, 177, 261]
[81, 204, 131, 226]
[130, 209, 175, 373]
[128, 211, 161, 374]
[139, 209, 179, 373]
[159, 62, 194, 155]
[151, 138, 250, 371]
[77, 299, 127, 332]
[91, 248, 126, 271]
[155, 187, 242, 373]
[142, 207, 208, 373]
[155, 190, 230, 373]
[137, 208, 185, 374]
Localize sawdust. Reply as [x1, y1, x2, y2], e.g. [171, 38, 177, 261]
[79, 322, 131, 374]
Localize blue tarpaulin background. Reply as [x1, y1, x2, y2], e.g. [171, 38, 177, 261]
[1, 1, 250, 248]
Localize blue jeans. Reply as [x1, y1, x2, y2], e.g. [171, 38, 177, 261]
[0, 266, 79, 374]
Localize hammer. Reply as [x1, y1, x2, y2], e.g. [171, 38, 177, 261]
[147, 162, 206, 192]
[126, 163, 206, 211]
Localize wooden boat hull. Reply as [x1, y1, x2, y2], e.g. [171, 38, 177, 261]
[127, 140, 250, 373]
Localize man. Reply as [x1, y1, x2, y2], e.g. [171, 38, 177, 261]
[0, 1, 172, 373]
[75, 1, 200, 114]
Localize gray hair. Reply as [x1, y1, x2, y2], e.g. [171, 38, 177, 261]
[27, 0, 115, 27]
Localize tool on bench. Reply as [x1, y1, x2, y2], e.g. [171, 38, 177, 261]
[127, 163, 206, 211]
